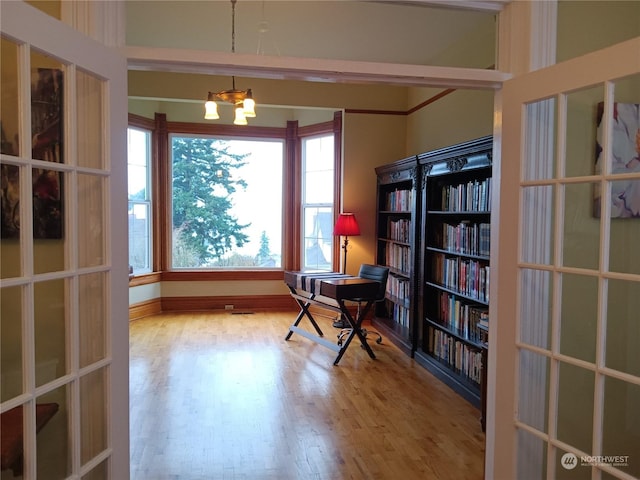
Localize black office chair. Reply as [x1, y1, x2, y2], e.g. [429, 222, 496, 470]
[337, 264, 389, 347]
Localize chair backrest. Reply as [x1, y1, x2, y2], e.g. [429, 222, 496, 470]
[358, 264, 389, 302]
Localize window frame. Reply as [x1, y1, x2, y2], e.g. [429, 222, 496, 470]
[127, 114, 156, 276]
[300, 133, 337, 271]
[298, 113, 343, 273]
[168, 132, 286, 270]
[140, 112, 342, 280]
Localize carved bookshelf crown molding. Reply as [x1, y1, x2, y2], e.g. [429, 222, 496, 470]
[421, 165, 433, 189]
[447, 156, 468, 172]
[410, 166, 418, 187]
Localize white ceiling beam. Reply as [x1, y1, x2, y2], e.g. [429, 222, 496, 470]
[368, 0, 511, 13]
[124, 46, 511, 90]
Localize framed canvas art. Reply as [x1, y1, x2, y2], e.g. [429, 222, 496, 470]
[1, 68, 64, 239]
[594, 102, 640, 219]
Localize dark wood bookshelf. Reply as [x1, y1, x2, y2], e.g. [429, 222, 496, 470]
[371, 155, 419, 357]
[417, 135, 492, 430]
[371, 136, 492, 431]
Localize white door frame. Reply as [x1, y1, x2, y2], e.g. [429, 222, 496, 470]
[0, 2, 129, 478]
[487, 36, 640, 480]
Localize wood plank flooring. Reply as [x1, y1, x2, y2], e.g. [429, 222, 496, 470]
[129, 311, 485, 480]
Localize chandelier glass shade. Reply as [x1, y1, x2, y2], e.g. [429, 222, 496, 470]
[204, 0, 256, 125]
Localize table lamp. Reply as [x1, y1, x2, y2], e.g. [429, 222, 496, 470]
[333, 213, 360, 274]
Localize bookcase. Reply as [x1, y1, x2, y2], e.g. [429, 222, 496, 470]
[372, 156, 419, 356]
[415, 136, 492, 423]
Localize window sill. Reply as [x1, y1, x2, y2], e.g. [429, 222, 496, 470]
[129, 272, 162, 287]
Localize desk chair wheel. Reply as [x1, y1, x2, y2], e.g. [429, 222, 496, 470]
[362, 328, 383, 344]
[336, 328, 382, 347]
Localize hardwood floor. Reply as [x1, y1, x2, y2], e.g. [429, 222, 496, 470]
[129, 311, 485, 480]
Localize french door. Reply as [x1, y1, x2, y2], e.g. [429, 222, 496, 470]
[489, 37, 640, 479]
[0, 2, 129, 479]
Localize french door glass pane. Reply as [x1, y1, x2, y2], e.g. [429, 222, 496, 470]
[79, 272, 107, 368]
[566, 85, 604, 178]
[517, 428, 546, 480]
[609, 216, 640, 275]
[1, 285, 22, 401]
[37, 385, 71, 478]
[523, 98, 557, 181]
[30, 49, 64, 164]
[1, 37, 19, 156]
[605, 278, 640, 376]
[78, 173, 105, 268]
[521, 185, 555, 265]
[555, 447, 590, 480]
[80, 368, 107, 464]
[82, 459, 108, 479]
[33, 168, 65, 274]
[76, 69, 104, 169]
[559, 273, 597, 363]
[557, 362, 594, 454]
[608, 74, 640, 274]
[517, 348, 550, 433]
[602, 376, 640, 478]
[34, 278, 66, 387]
[1, 163, 21, 277]
[562, 182, 600, 270]
[519, 268, 552, 349]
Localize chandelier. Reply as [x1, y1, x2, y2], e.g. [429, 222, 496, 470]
[204, 0, 256, 125]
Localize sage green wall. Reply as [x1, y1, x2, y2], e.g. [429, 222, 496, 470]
[406, 88, 495, 154]
[405, 14, 496, 153]
[343, 113, 407, 272]
[557, 0, 640, 63]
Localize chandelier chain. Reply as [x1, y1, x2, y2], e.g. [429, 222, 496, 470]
[231, 0, 236, 54]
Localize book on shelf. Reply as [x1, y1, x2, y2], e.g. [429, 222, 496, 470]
[385, 243, 411, 273]
[388, 218, 411, 243]
[431, 252, 490, 302]
[386, 188, 412, 212]
[437, 291, 488, 343]
[384, 299, 410, 328]
[440, 221, 490, 256]
[427, 328, 483, 384]
[442, 177, 491, 212]
[386, 274, 410, 303]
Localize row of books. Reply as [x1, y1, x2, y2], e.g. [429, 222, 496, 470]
[385, 188, 412, 212]
[387, 218, 411, 243]
[436, 221, 490, 257]
[427, 328, 483, 384]
[386, 274, 410, 304]
[431, 253, 490, 302]
[436, 291, 488, 343]
[386, 300, 410, 328]
[441, 177, 491, 212]
[384, 243, 411, 273]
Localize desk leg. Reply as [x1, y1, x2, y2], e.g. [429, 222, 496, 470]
[285, 289, 324, 341]
[333, 300, 376, 365]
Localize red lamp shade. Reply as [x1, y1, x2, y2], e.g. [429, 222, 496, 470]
[333, 213, 360, 237]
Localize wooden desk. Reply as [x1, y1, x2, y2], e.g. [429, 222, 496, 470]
[284, 271, 380, 365]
